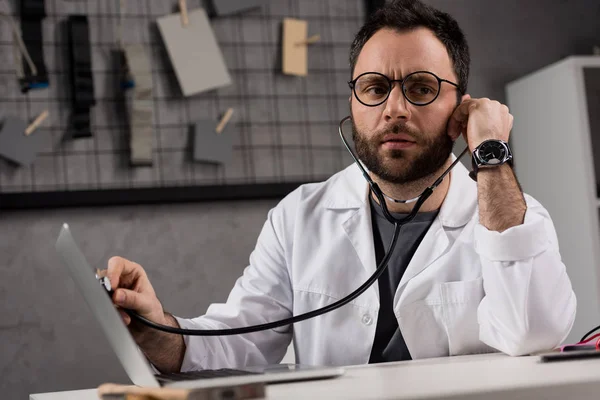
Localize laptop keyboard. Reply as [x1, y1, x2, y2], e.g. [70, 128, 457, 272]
[156, 368, 262, 384]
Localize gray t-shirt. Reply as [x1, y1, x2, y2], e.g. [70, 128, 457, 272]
[368, 195, 439, 363]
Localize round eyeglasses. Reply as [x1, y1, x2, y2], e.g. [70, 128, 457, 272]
[348, 71, 460, 107]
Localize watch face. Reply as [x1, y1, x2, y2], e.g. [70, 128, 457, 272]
[477, 141, 507, 165]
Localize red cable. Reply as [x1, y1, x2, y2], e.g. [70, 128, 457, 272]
[579, 332, 600, 344]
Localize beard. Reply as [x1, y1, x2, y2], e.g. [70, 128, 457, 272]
[351, 119, 454, 185]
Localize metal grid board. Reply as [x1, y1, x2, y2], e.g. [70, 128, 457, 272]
[0, 0, 364, 208]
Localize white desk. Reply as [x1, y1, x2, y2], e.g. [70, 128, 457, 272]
[30, 353, 600, 400]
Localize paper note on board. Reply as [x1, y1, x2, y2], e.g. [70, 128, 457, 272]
[157, 8, 232, 97]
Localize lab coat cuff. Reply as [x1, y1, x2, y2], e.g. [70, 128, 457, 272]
[174, 316, 207, 372]
[474, 209, 550, 261]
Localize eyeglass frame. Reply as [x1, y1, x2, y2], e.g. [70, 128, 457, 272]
[348, 70, 462, 107]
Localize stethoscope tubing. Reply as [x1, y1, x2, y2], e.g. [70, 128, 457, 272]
[123, 116, 468, 336]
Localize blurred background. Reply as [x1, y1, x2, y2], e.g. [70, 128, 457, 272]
[1, 0, 600, 398]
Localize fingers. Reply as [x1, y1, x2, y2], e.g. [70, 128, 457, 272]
[113, 287, 155, 315]
[447, 96, 514, 142]
[106, 256, 145, 291]
[106, 256, 125, 289]
[118, 308, 131, 325]
[453, 99, 477, 121]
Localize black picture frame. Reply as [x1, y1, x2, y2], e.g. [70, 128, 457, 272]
[0, 181, 308, 209]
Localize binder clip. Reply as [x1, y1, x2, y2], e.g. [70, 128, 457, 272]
[19, 0, 50, 93]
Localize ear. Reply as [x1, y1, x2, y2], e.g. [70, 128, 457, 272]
[447, 93, 472, 141]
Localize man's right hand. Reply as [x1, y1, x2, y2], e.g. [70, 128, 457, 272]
[106, 256, 166, 337]
[105, 256, 186, 373]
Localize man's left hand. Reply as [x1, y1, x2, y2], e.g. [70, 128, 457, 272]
[447, 94, 514, 151]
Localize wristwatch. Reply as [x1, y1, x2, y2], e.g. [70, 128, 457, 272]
[470, 139, 513, 181]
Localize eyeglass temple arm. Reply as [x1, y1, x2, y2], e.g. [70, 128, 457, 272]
[440, 78, 462, 92]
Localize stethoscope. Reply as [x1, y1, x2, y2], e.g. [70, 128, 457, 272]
[337, 116, 470, 225]
[119, 116, 470, 336]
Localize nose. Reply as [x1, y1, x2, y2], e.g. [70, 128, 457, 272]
[383, 83, 411, 122]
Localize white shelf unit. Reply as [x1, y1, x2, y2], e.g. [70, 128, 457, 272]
[506, 56, 600, 345]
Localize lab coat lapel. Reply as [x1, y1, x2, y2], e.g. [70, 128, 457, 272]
[398, 217, 448, 289]
[325, 159, 476, 294]
[397, 159, 476, 288]
[324, 165, 378, 280]
[342, 205, 378, 279]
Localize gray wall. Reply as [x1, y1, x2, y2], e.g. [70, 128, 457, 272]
[438, 0, 600, 103]
[3, 1, 600, 399]
[1, 199, 279, 397]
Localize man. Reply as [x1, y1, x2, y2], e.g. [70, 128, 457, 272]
[107, 0, 576, 372]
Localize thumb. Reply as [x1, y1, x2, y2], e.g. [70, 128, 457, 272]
[113, 288, 155, 315]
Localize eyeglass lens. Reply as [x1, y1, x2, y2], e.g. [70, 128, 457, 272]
[354, 72, 440, 106]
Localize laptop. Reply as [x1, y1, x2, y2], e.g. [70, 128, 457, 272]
[55, 223, 345, 389]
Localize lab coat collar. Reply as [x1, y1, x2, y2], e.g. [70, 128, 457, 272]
[324, 154, 477, 229]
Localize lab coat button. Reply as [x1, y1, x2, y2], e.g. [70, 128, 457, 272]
[362, 314, 373, 326]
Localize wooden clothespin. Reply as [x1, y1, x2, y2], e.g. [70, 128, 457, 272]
[24, 110, 49, 136]
[215, 108, 234, 134]
[296, 34, 321, 46]
[179, 0, 189, 27]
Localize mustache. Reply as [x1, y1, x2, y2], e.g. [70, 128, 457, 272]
[372, 124, 420, 141]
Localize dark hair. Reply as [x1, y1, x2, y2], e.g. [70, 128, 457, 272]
[349, 0, 470, 95]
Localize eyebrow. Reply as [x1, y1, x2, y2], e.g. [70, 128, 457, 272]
[360, 75, 387, 81]
[407, 73, 437, 81]
[354, 70, 442, 80]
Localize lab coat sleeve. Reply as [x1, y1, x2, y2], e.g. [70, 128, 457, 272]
[475, 195, 577, 356]
[173, 196, 296, 371]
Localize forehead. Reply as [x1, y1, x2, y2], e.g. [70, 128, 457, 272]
[353, 27, 455, 80]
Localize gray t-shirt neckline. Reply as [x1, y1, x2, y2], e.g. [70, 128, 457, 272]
[368, 194, 439, 363]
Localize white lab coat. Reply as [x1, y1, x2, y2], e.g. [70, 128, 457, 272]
[175, 161, 576, 370]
